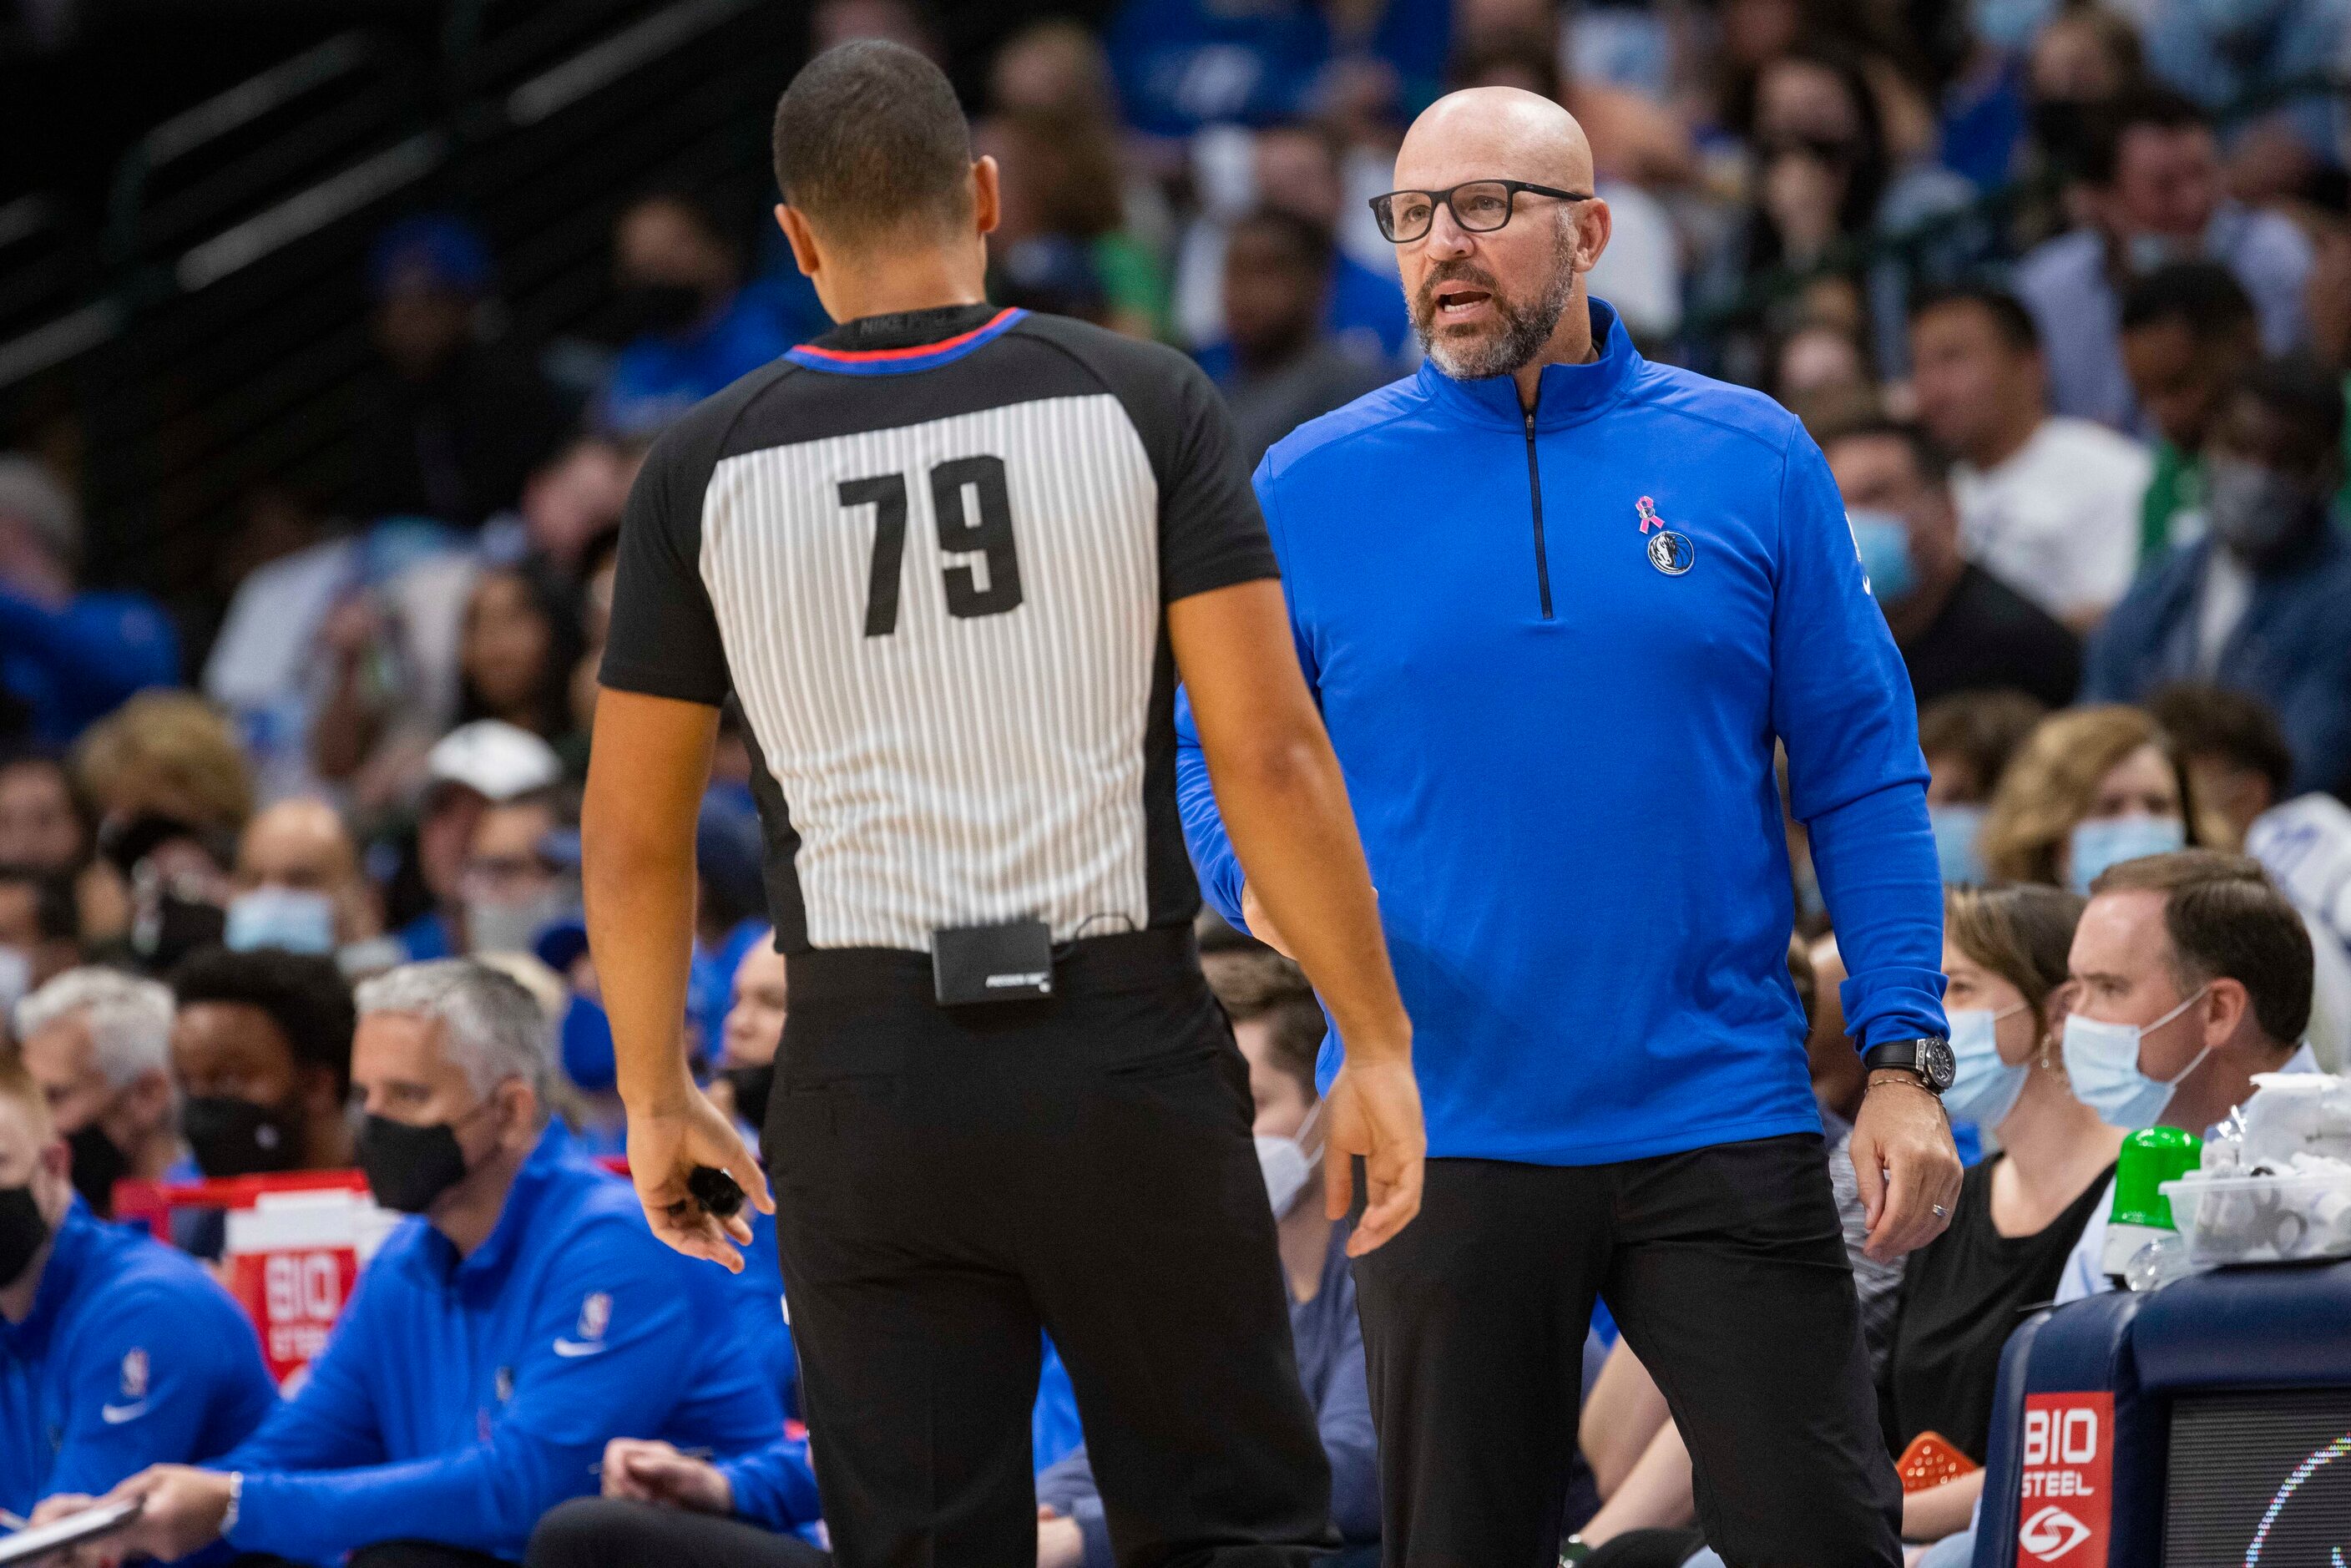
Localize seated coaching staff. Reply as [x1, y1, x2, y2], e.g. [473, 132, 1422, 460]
[581, 39, 1423, 1568]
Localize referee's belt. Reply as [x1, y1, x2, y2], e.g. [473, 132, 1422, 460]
[786, 923, 1198, 1005]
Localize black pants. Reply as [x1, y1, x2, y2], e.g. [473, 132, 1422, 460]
[526, 1497, 831, 1568]
[766, 931, 1332, 1568]
[1350, 1136, 1901, 1568]
[346, 1545, 508, 1568]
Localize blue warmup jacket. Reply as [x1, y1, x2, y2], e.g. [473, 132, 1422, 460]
[1, 1200, 276, 1517]
[214, 1124, 782, 1562]
[1176, 301, 1946, 1165]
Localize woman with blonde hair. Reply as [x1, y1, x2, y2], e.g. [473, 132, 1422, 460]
[1878, 883, 2119, 1546]
[1978, 705, 2214, 892]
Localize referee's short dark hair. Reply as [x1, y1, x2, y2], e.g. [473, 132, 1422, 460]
[772, 40, 972, 240]
[1909, 281, 2040, 354]
[170, 944, 358, 1098]
[2088, 852, 2313, 1047]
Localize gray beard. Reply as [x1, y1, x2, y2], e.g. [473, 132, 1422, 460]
[1414, 218, 1580, 382]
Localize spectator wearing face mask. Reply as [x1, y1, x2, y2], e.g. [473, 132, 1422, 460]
[13, 969, 180, 1216]
[1980, 704, 2214, 893]
[226, 797, 383, 962]
[600, 194, 793, 440]
[2016, 89, 2312, 435]
[2121, 263, 2264, 560]
[462, 791, 570, 959]
[710, 928, 785, 1141]
[1821, 419, 2081, 710]
[393, 721, 564, 963]
[2054, 851, 2318, 1302]
[1878, 884, 2117, 1548]
[0, 864, 82, 1012]
[1034, 948, 1378, 1568]
[168, 946, 356, 1181]
[1199, 209, 1395, 469]
[72, 690, 255, 966]
[0, 1053, 277, 1530]
[1908, 284, 2151, 633]
[59, 959, 784, 1566]
[458, 562, 589, 756]
[0, 458, 180, 747]
[2084, 357, 2351, 797]
[348, 215, 574, 532]
[1917, 690, 2047, 886]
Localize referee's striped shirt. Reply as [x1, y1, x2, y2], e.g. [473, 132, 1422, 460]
[600, 303, 1279, 954]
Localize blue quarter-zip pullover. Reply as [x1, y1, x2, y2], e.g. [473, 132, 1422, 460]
[214, 1124, 781, 1562]
[2, 1200, 276, 1516]
[1177, 301, 1945, 1165]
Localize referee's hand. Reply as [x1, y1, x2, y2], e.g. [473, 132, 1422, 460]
[627, 1090, 775, 1273]
[1324, 1055, 1425, 1254]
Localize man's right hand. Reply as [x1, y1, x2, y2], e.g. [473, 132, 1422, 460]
[1238, 882, 1294, 958]
[1322, 1052, 1424, 1254]
[603, 1438, 734, 1515]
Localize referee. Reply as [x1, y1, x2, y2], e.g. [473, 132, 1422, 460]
[580, 39, 1423, 1568]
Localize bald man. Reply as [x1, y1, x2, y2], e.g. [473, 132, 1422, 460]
[228, 798, 381, 956]
[1176, 89, 1954, 1565]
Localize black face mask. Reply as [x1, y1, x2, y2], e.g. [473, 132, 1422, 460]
[0, 1185, 49, 1288]
[613, 282, 709, 339]
[184, 1095, 304, 1179]
[67, 1122, 130, 1216]
[356, 1114, 472, 1214]
[724, 1064, 776, 1132]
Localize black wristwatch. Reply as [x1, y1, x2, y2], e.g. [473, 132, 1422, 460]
[1863, 1036, 1954, 1095]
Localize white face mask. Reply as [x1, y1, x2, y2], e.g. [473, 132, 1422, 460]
[2061, 986, 2212, 1130]
[1944, 1003, 2031, 1129]
[1254, 1104, 1322, 1219]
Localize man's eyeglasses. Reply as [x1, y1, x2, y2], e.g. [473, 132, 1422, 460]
[1369, 180, 1594, 244]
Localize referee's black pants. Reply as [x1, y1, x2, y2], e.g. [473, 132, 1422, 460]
[766, 931, 1334, 1568]
[1350, 1135, 1901, 1568]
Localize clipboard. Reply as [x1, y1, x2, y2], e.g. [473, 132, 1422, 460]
[0, 1497, 144, 1565]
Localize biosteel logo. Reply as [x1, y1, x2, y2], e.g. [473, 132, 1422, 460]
[2020, 1505, 2095, 1561]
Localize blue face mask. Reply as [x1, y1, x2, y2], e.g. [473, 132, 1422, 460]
[2060, 987, 2212, 1130]
[1930, 803, 1989, 886]
[1847, 509, 1916, 603]
[1944, 1004, 2031, 1128]
[1972, 0, 2055, 50]
[2066, 815, 2187, 894]
[224, 886, 337, 954]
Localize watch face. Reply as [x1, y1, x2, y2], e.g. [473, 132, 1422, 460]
[1920, 1036, 1955, 1090]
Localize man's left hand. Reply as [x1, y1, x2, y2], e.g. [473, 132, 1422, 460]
[82, 1465, 235, 1565]
[1850, 1071, 1962, 1262]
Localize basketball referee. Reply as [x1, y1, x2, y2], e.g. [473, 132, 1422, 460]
[580, 40, 1424, 1568]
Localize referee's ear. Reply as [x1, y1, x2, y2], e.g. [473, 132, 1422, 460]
[776, 205, 821, 280]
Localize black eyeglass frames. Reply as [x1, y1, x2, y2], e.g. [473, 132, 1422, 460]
[1368, 180, 1595, 244]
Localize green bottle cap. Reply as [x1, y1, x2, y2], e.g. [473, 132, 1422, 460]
[2111, 1126, 2202, 1229]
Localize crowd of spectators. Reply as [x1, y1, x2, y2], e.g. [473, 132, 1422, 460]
[3, 0, 2350, 1561]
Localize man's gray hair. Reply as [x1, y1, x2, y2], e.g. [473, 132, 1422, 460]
[15, 967, 174, 1087]
[356, 959, 554, 1100]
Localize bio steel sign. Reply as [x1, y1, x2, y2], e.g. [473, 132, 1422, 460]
[2018, 1391, 2114, 1565]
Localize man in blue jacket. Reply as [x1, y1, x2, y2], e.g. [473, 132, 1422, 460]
[2084, 356, 2351, 797]
[1, 1055, 276, 1525]
[1177, 88, 1959, 1565]
[77, 960, 782, 1566]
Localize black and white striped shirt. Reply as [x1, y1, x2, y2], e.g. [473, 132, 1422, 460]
[600, 303, 1277, 954]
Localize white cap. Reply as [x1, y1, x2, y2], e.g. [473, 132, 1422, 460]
[426, 721, 562, 803]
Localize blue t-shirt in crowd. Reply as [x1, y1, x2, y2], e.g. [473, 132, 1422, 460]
[601, 287, 795, 439]
[1035, 1220, 1376, 1565]
[1106, 0, 1450, 139]
[0, 586, 180, 743]
[213, 1124, 781, 1562]
[2, 1199, 277, 1517]
[1176, 299, 1946, 1166]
